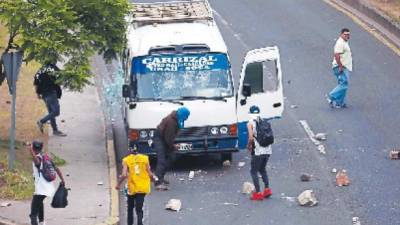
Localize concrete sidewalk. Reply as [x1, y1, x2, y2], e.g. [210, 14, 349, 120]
[0, 85, 112, 225]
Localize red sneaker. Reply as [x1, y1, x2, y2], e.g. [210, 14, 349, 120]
[250, 192, 264, 201]
[263, 188, 272, 198]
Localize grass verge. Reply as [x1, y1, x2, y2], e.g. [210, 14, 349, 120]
[0, 23, 50, 200]
[0, 147, 34, 200]
[0, 140, 66, 200]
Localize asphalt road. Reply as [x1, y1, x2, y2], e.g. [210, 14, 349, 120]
[108, 1, 400, 225]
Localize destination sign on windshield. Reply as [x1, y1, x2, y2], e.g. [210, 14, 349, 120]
[132, 53, 229, 73]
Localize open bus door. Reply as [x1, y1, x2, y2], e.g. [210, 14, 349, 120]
[236, 46, 284, 149]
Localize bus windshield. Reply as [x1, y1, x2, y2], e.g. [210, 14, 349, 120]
[132, 53, 234, 100]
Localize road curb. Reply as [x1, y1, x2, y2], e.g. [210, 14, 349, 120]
[338, 0, 400, 38]
[325, 0, 400, 55]
[92, 134, 119, 225]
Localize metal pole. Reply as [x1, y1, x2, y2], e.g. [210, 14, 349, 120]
[8, 52, 16, 170]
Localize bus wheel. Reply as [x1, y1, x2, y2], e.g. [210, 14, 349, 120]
[220, 152, 232, 162]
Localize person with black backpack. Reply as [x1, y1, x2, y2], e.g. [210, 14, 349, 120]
[34, 63, 66, 137]
[247, 105, 273, 201]
[28, 140, 65, 225]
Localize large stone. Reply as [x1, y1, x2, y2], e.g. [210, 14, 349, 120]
[300, 173, 311, 182]
[297, 190, 318, 206]
[242, 182, 255, 194]
[315, 133, 327, 141]
[165, 199, 182, 212]
[352, 217, 361, 225]
[0, 202, 11, 207]
[188, 171, 195, 180]
[336, 169, 350, 186]
[238, 162, 246, 168]
[222, 160, 231, 167]
[390, 150, 400, 160]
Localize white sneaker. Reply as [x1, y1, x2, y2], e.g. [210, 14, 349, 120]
[39, 221, 46, 225]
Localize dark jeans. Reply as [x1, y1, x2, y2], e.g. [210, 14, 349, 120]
[40, 91, 60, 132]
[127, 193, 146, 225]
[250, 154, 270, 192]
[154, 132, 176, 183]
[30, 195, 46, 225]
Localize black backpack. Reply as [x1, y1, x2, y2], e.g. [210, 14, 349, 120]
[254, 118, 274, 147]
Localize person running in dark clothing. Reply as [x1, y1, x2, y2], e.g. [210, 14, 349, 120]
[34, 63, 66, 136]
[153, 107, 190, 190]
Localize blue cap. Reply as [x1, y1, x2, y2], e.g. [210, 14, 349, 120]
[176, 107, 190, 129]
[249, 105, 260, 114]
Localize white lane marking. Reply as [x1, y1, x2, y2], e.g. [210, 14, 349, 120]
[299, 120, 321, 145]
[213, 9, 251, 50]
[299, 120, 326, 154]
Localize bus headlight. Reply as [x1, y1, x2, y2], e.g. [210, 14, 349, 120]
[139, 130, 148, 138]
[149, 130, 154, 138]
[220, 126, 228, 134]
[210, 127, 219, 135]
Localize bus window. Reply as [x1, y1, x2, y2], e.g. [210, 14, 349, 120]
[243, 60, 278, 94]
[244, 62, 263, 94]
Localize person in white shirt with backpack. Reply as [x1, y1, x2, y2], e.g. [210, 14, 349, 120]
[247, 105, 273, 201]
[28, 140, 65, 225]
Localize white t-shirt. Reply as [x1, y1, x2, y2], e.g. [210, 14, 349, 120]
[249, 119, 272, 156]
[32, 154, 56, 197]
[332, 37, 352, 71]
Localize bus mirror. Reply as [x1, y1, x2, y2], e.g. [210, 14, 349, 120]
[242, 83, 251, 97]
[122, 85, 130, 98]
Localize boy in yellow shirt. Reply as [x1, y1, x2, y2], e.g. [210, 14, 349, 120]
[116, 147, 156, 225]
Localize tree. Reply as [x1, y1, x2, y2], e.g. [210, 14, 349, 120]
[0, 0, 130, 91]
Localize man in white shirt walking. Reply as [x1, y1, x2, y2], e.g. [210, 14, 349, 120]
[28, 140, 65, 225]
[327, 28, 353, 108]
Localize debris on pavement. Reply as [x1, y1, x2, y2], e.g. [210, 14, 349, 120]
[318, 145, 326, 154]
[297, 190, 318, 206]
[97, 181, 104, 186]
[352, 217, 361, 225]
[222, 160, 231, 167]
[242, 182, 255, 194]
[331, 168, 337, 173]
[290, 105, 298, 109]
[389, 150, 400, 160]
[280, 193, 296, 202]
[337, 129, 343, 134]
[61, 119, 65, 123]
[314, 133, 327, 141]
[165, 199, 182, 212]
[0, 202, 11, 207]
[179, 178, 185, 181]
[238, 162, 246, 168]
[281, 196, 296, 202]
[300, 173, 311, 182]
[188, 171, 195, 180]
[336, 169, 350, 186]
[223, 202, 239, 206]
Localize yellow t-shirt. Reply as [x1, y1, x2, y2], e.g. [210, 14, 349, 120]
[123, 154, 151, 195]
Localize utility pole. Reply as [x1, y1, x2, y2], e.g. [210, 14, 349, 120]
[2, 51, 23, 170]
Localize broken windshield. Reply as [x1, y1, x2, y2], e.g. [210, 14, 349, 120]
[132, 53, 233, 100]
